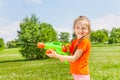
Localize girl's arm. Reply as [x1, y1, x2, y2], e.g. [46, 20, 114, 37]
[54, 49, 83, 62]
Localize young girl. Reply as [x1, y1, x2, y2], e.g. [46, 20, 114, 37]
[46, 16, 91, 80]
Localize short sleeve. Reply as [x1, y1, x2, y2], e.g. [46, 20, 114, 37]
[77, 39, 89, 52]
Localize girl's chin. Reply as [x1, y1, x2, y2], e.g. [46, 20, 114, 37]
[77, 36, 83, 39]
[77, 35, 86, 38]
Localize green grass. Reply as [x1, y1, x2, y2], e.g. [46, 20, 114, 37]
[90, 45, 120, 80]
[0, 48, 24, 61]
[0, 48, 73, 80]
[0, 45, 120, 80]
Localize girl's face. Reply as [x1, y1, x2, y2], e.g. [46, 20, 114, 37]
[74, 22, 89, 39]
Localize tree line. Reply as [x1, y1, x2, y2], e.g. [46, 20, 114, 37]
[91, 28, 120, 44]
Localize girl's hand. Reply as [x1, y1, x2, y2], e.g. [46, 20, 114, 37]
[46, 49, 57, 58]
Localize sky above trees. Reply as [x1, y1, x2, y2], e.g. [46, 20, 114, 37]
[0, 0, 120, 42]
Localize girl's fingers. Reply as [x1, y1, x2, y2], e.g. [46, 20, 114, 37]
[46, 49, 52, 54]
[46, 49, 56, 57]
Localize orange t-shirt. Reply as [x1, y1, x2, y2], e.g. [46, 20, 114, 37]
[70, 38, 91, 74]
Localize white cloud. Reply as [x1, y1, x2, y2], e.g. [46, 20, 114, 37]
[0, 21, 20, 43]
[91, 14, 120, 31]
[25, 0, 42, 4]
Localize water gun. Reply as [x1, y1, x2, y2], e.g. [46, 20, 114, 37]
[37, 42, 71, 55]
[37, 42, 72, 64]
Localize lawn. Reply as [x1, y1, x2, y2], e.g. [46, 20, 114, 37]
[0, 44, 120, 80]
[90, 45, 120, 80]
[0, 48, 73, 80]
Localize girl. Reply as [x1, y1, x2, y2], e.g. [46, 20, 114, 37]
[46, 16, 91, 80]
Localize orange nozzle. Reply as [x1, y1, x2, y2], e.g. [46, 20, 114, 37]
[37, 42, 45, 48]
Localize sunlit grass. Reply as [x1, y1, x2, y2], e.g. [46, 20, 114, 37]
[0, 48, 24, 62]
[0, 48, 73, 80]
[0, 59, 73, 80]
[0, 44, 120, 80]
[90, 45, 120, 80]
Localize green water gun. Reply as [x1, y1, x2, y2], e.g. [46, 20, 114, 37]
[37, 42, 71, 64]
[37, 42, 69, 55]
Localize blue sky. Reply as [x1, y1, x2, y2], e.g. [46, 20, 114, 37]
[0, 0, 120, 42]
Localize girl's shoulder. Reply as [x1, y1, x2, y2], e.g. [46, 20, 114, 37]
[82, 38, 91, 47]
[83, 38, 90, 41]
[71, 38, 90, 45]
[82, 38, 91, 44]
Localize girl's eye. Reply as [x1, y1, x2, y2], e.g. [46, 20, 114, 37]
[76, 26, 79, 29]
[82, 27, 86, 30]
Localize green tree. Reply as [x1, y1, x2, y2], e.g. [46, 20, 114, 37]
[90, 29, 108, 43]
[39, 23, 58, 42]
[101, 29, 109, 37]
[6, 39, 19, 48]
[59, 32, 70, 43]
[17, 14, 57, 60]
[71, 32, 76, 42]
[108, 27, 120, 44]
[0, 38, 4, 51]
[101, 29, 109, 42]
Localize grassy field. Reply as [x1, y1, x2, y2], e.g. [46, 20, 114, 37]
[90, 44, 120, 80]
[0, 44, 120, 80]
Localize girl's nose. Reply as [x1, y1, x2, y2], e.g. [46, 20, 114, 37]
[79, 29, 83, 33]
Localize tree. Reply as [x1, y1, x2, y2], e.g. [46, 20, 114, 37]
[59, 32, 70, 43]
[6, 39, 19, 48]
[108, 27, 120, 44]
[101, 29, 109, 37]
[39, 23, 58, 42]
[101, 29, 109, 43]
[17, 14, 57, 60]
[90, 29, 108, 43]
[0, 38, 4, 51]
[71, 32, 76, 42]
